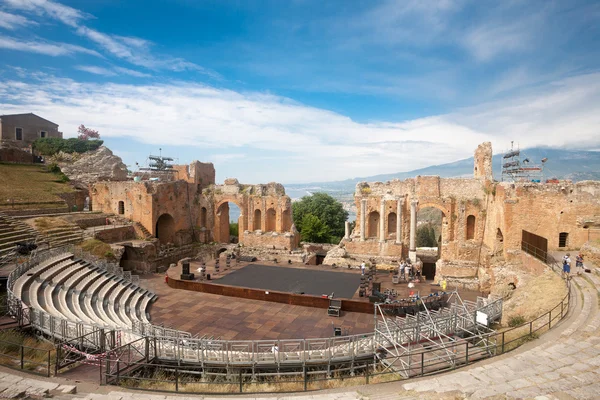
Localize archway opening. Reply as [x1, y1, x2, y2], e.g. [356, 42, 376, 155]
[265, 208, 276, 232]
[282, 209, 291, 232]
[155, 213, 175, 245]
[367, 211, 379, 238]
[496, 228, 504, 254]
[118, 201, 125, 215]
[466, 215, 476, 240]
[216, 202, 241, 243]
[387, 212, 397, 237]
[253, 209, 262, 231]
[417, 206, 444, 265]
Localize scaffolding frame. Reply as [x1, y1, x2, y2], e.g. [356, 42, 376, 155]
[373, 291, 501, 378]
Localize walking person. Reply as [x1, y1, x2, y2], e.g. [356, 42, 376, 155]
[562, 253, 571, 280]
[399, 261, 406, 281]
[576, 254, 584, 275]
[360, 262, 366, 276]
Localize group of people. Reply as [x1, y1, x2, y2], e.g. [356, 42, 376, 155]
[562, 253, 585, 279]
[398, 258, 422, 282]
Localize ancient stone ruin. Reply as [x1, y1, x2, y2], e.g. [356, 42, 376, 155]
[336, 142, 600, 290]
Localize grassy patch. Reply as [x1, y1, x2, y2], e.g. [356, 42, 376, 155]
[0, 329, 55, 372]
[0, 163, 74, 208]
[33, 216, 74, 232]
[507, 315, 526, 327]
[79, 239, 115, 260]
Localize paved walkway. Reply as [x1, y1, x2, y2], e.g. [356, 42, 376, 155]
[0, 266, 599, 399]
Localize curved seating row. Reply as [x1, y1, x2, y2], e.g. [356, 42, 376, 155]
[12, 253, 157, 331]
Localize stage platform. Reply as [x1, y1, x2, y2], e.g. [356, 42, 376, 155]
[214, 264, 361, 298]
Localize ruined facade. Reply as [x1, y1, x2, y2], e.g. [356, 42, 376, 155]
[91, 161, 299, 250]
[344, 142, 600, 287]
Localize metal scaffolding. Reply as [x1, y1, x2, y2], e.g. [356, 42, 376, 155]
[501, 142, 546, 182]
[373, 291, 501, 378]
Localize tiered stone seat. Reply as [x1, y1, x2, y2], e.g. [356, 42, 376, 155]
[13, 252, 155, 332]
[95, 276, 124, 328]
[0, 213, 39, 260]
[13, 253, 74, 304]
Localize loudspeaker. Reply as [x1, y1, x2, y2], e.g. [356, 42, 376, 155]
[182, 260, 190, 275]
[372, 282, 381, 292]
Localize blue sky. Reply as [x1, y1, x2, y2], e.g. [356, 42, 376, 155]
[1, 0, 599, 183]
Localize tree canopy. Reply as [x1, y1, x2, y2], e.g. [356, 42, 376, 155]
[292, 192, 348, 243]
[416, 223, 437, 247]
[33, 137, 104, 156]
[77, 125, 100, 140]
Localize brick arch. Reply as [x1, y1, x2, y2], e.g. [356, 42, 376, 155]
[215, 199, 244, 243]
[155, 213, 175, 245]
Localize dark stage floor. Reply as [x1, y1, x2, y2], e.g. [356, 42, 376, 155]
[214, 264, 361, 299]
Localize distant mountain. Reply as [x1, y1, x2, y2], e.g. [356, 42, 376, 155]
[285, 147, 600, 198]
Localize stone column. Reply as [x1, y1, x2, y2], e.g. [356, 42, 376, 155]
[409, 199, 418, 262]
[396, 198, 403, 244]
[379, 199, 386, 242]
[360, 199, 367, 241]
[344, 221, 350, 239]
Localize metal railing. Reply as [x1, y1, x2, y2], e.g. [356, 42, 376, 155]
[0, 338, 53, 377]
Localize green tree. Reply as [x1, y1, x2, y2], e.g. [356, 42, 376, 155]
[292, 192, 348, 243]
[300, 214, 330, 243]
[416, 224, 437, 247]
[229, 222, 239, 237]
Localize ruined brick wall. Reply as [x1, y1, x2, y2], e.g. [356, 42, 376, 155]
[172, 161, 215, 188]
[92, 174, 299, 249]
[473, 142, 493, 181]
[484, 181, 600, 256]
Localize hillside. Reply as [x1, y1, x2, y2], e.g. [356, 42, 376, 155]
[0, 163, 75, 210]
[285, 147, 600, 197]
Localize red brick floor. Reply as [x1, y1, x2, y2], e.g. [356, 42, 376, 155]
[142, 273, 374, 340]
[144, 260, 484, 341]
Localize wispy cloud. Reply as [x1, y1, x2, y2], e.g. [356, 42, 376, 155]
[3, 0, 218, 77]
[113, 67, 151, 78]
[1, 70, 598, 182]
[75, 64, 151, 78]
[0, 10, 38, 30]
[75, 65, 116, 76]
[0, 35, 100, 57]
[2, 0, 89, 27]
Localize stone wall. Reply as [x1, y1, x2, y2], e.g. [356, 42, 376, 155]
[91, 164, 300, 250]
[345, 142, 600, 290]
[93, 226, 136, 243]
[0, 147, 34, 163]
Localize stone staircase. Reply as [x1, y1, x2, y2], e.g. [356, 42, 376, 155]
[133, 221, 153, 240]
[36, 221, 84, 248]
[0, 212, 40, 263]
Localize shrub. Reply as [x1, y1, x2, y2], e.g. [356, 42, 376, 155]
[33, 138, 103, 156]
[508, 315, 526, 327]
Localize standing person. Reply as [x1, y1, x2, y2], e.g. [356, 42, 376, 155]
[399, 261, 406, 281]
[360, 262, 366, 275]
[405, 260, 412, 281]
[576, 254, 584, 275]
[562, 253, 571, 279]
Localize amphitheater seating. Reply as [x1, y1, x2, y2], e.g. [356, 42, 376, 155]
[0, 212, 40, 262]
[13, 252, 155, 331]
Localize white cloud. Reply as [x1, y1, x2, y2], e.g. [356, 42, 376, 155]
[2, 0, 89, 27]
[75, 65, 116, 76]
[0, 10, 38, 29]
[113, 67, 151, 78]
[2, 0, 217, 77]
[0, 35, 100, 57]
[0, 71, 598, 182]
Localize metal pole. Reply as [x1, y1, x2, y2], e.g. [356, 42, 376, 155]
[421, 352, 424, 376]
[465, 343, 469, 364]
[239, 369, 243, 393]
[304, 366, 307, 391]
[366, 361, 369, 384]
[501, 332, 505, 353]
[20, 345, 24, 369]
[175, 367, 179, 392]
[549, 309, 552, 329]
[47, 350, 51, 377]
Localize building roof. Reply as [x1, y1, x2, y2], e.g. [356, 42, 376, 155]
[0, 113, 59, 127]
